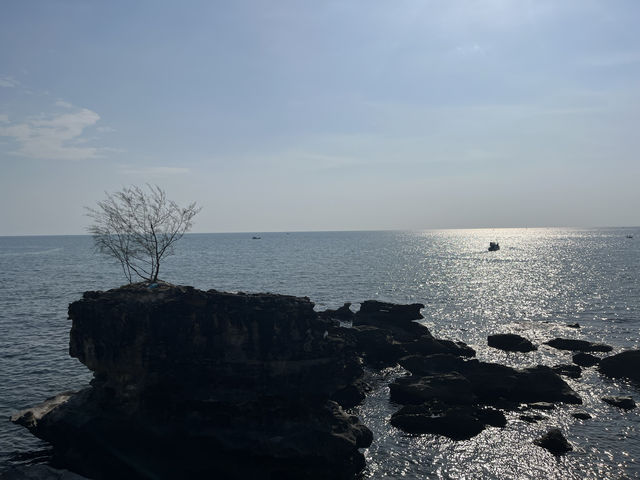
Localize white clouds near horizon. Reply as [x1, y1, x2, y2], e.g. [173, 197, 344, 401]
[0, 106, 101, 160]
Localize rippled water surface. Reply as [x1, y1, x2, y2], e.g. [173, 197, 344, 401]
[1, 228, 639, 478]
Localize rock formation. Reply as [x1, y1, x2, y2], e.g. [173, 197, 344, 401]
[12, 284, 372, 480]
[599, 350, 640, 382]
[544, 338, 612, 353]
[487, 333, 537, 352]
[534, 428, 573, 455]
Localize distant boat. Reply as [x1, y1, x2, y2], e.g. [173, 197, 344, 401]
[252, 236, 261, 240]
[627, 235, 633, 239]
[488, 241, 500, 251]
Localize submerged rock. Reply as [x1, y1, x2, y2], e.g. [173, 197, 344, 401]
[602, 396, 636, 410]
[572, 410, 592, 420]
[545, 338, 612, 353]
[534, 428, 573, 455]
[519, 414, 546, 423]
[552, 364, 582, 378]
[487, 333, 537, 353]
[13, 284, 372, 480]
[599, 350, 640, 382]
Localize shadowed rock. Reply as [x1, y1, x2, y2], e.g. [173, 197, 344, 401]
[545, 338, 612, 353]
[573, 352, 601, 367]
[12, 284, 372, 480]
[534, 428, 573, 455]
[390, 402, 505, 440]
[395, 355, 581, 407]
[572, 410, 592, 420]
[389, 373, 475, 405]
[602, 396, 636, 410]
[319, 303, 355, 321]
[0, 465, 90, 480]
[599, 350, 640, 382]
[552, 364, 582, 378]
[488, 333, 537, 352]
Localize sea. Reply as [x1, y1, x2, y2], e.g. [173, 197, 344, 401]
[1, 228, 639, 479]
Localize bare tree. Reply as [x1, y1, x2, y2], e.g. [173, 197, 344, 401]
[87, 185, 201, 283]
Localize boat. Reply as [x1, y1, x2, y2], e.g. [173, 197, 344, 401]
[252, 236, 261, 240]
[488, 241, 500, 251]
[626, 235, 633, 239]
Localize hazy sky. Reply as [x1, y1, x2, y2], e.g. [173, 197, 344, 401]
[1, 0, 639, 235]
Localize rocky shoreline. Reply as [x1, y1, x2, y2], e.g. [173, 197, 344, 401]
[6, 284, 640, 479]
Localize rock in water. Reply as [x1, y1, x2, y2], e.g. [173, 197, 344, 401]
[573, 352, 601, 367]
[534, 428, 573, 455]
[12, 284, 372, 480]
[602, 396, 636, 410]
[487, 333, 537, 352]
[544, 338, 612, 353]
[599, 350, 640, 382]
[552, 364, 582, 378]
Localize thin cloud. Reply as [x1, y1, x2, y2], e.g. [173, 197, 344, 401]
[0, 107, 101, 160]
[0, 75, 19, 88]
[55, 100, 74, 108]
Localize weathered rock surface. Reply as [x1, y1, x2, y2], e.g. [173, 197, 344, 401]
[599, 350, 640, 382]
[396, 355, 581, 407]
[351, 302, 474, 367]
[13, 284, 372, 480]
[319, 302, 355, 321]
[534, 428, 573, 455]
[389, 353, 580, 439]
[602, 395, 636, 410]
[545, 338, 612, 353]
[487, 333, 537, 353]
[573, 352, 601, 367]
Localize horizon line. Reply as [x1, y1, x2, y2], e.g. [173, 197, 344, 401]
[0, 225, 638, 238]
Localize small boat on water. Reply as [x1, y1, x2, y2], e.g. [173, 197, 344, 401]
[252, 236, 261, 240]
[488, 241, 500, 252]
[626, 235, 633, 239]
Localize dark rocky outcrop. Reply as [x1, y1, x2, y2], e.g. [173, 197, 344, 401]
[534, 428, 573, 455]
[573, 352, 601, 367]
[351, 302, 474, 367]
[390, 402, 505, 440]
[552, 364, 582, 378]
[12, 284, 372, 480]
[487, 333, 537, 353]
[602, 396, 636, 410]
[389, 352, 581, 439]
[0, 465, 90, 480]
[396, 355, 581, 407]
[319, 303, 355, 321]
[353, 300, 429, 342]
[599, 350, 640, 382]
[545, 338, 612, 353]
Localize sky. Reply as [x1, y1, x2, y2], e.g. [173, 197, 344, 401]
[1, 0, 639, 235]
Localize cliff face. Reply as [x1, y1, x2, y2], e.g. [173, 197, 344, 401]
[14, 284, 372, 480]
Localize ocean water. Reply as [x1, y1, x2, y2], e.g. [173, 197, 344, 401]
[1, 228, 639, 479]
